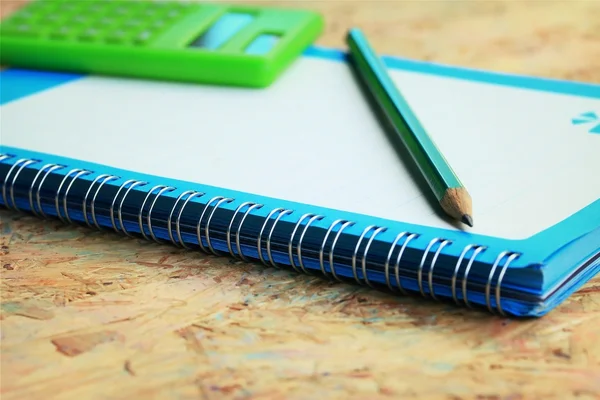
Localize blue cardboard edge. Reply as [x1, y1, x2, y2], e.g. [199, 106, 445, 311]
[303, 46, 600, 99]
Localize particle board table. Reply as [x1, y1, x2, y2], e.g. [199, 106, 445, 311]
[1, 1, 599, 399]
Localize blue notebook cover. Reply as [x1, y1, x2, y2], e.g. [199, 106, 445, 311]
[1, 46, 599, 317]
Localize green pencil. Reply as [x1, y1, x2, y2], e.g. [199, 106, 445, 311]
[346, 28, 473, 227]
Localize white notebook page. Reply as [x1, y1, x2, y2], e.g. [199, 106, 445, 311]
[1, 56, 599, 239]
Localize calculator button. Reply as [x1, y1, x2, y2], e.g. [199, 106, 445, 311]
[151, 1, 170, 8]
[79, 28, 100, 41]
[133, 31, 153, 45]
[113, 6, 131, 16]
[42, 14, 65, 27]
[58, 2, 81, 12]
[164, 10, 182, 19]
[49, 26, 72, 40]
[5, 24, 39, 37]
[142, 8, 160, 18]
[123, 20, 143, 29]
[105, 30, 131, 44]
[151, 20, 167, 30]
[98, 17, 116, 27]
[88, 3, 107, 13]
[71, 16, 91, 26]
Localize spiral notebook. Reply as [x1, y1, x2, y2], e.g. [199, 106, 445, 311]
[1, 46, 599, 317]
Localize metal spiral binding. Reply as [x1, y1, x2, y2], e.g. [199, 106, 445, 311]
[0, 153, 527, 316]
[55, 168, 93, 223]
[288, 213, 324, 274]
[204, 196, 235, 256]
[451, 244, 486, 308]
[29, 164, 64, 217]
[417, 238, 450, 297]
[9, 158, 39, 211]
[166, 190, 205, 247]
[116, 180, 148, 236]
[360, 226, 387, 288]
[0, 153, 14, 183]
[174, 191, 205, 249]
[226, 201, 263, 261]
[426, 239, 452, 299]
[110, 180, 147, 233]
[138, 185, 177, 242]
[195, 196, 234, 254]
[384, 232, 418, 294]
[325, 220, 355, 281]
[83, 174, 120, 229]
[226, 202, 261, 258]
[1, 156, 25, 206]
[257, 207, 293, 267]
[145, 185, 178, 243]
[265, 208, 294, 268]
[351, 225, 387, 286]
[486, 251, 520, 316]
[37, 164, 66, 218]
[319, 219, 354, 280]
[2, 158, 38, 210]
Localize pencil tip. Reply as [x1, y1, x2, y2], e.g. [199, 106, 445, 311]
[461, 214, 474, 227]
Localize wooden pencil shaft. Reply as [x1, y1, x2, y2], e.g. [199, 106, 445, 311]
[346, 28, 465, 202]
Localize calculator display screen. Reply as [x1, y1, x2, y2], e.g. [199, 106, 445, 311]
[188, 13, 254, 50]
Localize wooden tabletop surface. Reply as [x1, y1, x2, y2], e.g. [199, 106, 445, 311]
[1, 1, 599, 399]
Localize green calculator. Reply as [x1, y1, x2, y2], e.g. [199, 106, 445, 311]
[0, 0, 324, 87]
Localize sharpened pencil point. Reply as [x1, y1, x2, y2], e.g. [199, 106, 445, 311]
[462, 214, 473, 227]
